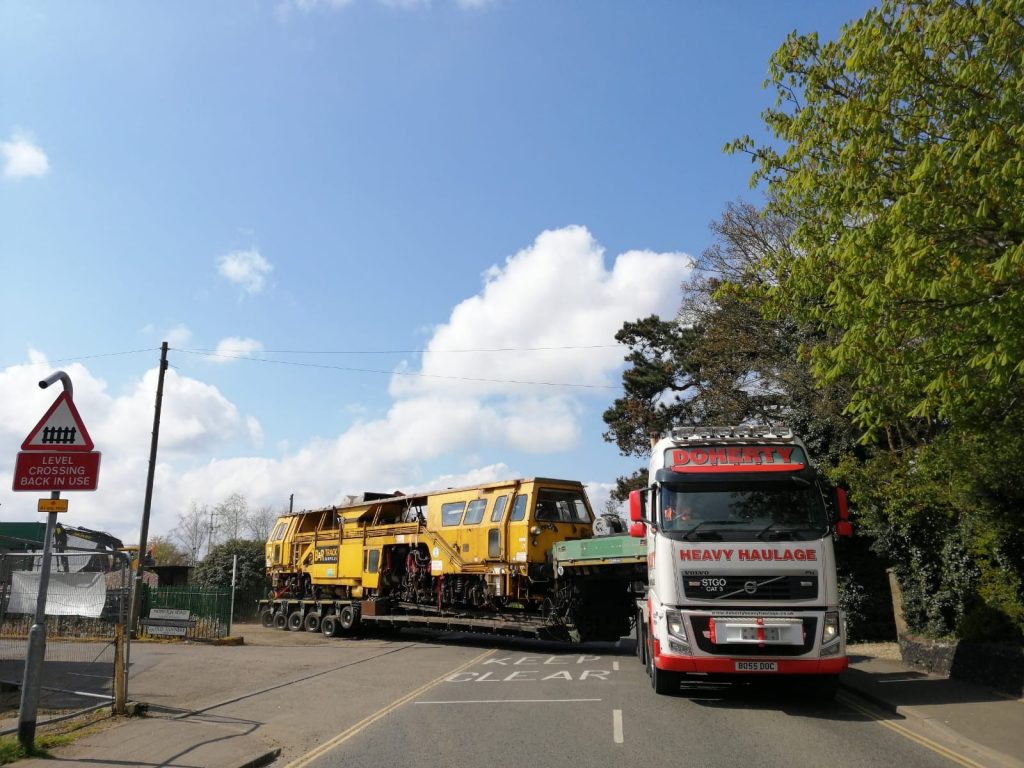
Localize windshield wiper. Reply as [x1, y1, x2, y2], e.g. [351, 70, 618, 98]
[755, 522, 825, 540]
[682, 520, 745, 541]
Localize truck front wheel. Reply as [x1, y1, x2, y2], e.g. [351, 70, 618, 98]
[648, 631, 679, 695]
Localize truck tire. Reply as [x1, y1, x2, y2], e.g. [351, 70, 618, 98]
[636, 611, 646, 666]
[303, 612, 321, 632]
[259, 609, 275, 628]
[287, 610, 304, 631]
[321, 615, 338, 638]
[338, 605, 358, 632]
[273, 612, 288, 630]
[648, 631, 678, 695]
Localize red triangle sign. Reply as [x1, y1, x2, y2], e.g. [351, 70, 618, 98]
[21, 392, 95, 452]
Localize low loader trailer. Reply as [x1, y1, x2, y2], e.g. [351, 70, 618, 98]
[258, 478, 646, 644]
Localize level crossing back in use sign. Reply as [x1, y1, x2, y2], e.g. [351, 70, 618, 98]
[12, 391, 101, 492]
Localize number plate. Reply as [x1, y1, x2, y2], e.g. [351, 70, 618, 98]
[735, 660, 778, 672]
[740, 627, 781, 642]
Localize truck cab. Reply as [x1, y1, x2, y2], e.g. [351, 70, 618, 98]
[631, 425, 850, 697]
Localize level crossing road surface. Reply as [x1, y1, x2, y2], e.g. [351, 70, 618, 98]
[124, 625, 978, 768]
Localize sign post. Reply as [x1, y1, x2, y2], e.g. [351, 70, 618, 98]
[12, 372, 101, 750]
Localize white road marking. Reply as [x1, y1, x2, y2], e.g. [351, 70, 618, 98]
[613, 709, 623, 744]
[613, 661, 620, 671]
[416, 698, 602, 704]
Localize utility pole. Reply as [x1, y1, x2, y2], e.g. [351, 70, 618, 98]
[129, 342, 168, 635]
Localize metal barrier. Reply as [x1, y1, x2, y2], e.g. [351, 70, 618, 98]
[139, 585, 232, 639]
[0, 550, 130, 728]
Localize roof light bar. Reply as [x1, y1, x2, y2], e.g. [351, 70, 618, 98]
[670, 424, 792, 441]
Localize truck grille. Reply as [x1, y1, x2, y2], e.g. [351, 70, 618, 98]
[690, 615, 818, 656]
[682, 574, 818, 601]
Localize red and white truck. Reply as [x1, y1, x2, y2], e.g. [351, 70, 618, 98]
[630, 425, 852, 697]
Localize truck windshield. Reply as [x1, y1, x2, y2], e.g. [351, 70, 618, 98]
[659, 481, 829, 540]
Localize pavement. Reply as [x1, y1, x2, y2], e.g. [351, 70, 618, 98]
[9, 640, 1024, 768]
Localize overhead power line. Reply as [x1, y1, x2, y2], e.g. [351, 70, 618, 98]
[179, 344, 625, 355]
[174, 348, 621, 390]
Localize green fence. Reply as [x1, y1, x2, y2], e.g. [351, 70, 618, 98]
[233, 584, 267, 622]
[139, 584, 232, 640]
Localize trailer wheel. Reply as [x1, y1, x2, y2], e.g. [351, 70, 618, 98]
[303, 612, 321, 632]
[338, 605, 358, 632]
[287, 610, 304, 631]
[273, 612, 288, 630]
[260, 609, 275, 628]
[321, 615, 338, 638]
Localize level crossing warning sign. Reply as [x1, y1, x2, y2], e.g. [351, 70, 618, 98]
[13, 391, 101, 492]
[20, 392, 95, 451]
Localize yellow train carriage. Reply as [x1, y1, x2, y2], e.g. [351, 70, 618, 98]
[265, 478, 594, 612]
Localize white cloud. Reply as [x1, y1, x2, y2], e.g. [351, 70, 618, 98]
[0, 227, 690, 545]
[165, 324, 193, 349]
[390, 225, 692, 399]
[216, 249, 273, 296]
[0, 352, 261, 543]
[1, 132, 49, 179]
[275, 0, 489, 20]
[211, 337, 264, 363]
[274, 0, 353, 21]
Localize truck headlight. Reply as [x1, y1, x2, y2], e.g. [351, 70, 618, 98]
[821, 611, 841, 646]
[665, 609, 687, 643]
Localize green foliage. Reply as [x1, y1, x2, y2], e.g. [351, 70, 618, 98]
[193, 539, 268, 596]
[0, 732, 73, 764]
[602, 315, 703, 459]
[836, 425, 1024, 641]
[603, 202, 860, 494]
[148, 535, 188, 566]
[730, 0, 1024, 435]
[718, 0, 1024, 645]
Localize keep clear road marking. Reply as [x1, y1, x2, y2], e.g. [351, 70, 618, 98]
[284, 648, 496, 768]
[613, 709, 623, 744]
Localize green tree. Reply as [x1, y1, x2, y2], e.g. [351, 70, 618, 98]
[730, 0, 1024, 435]
[603, 202, 860, 498]
[193, 539, 267, 596]
[730, 0, 1024, 641]
[148, 535, 188, 566]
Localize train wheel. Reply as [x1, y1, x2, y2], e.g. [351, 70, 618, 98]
[303, 612, 321, 632]
[321, 615, 338, 638]
[273, 612, 288, 630]
[287, 610, 304, 631]
[338, 605, 358, 633]
[260, 609, 275, 628]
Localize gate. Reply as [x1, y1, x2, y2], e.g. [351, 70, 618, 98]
[0, 550, 131, 730]
[139, 585, 232, 639]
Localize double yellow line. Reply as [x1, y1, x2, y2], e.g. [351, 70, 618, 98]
[838, 692, 989, 768]
[285, 648, 496, 768]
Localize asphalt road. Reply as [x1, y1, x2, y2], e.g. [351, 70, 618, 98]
[126, 624, 965, 768]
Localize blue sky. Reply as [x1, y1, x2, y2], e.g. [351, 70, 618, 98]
[0, 0, 873, 545]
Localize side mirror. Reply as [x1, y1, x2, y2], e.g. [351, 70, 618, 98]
[835, 487, 853, 538]
[629, 521, 647, 539]
[628, 490, 645, 523]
